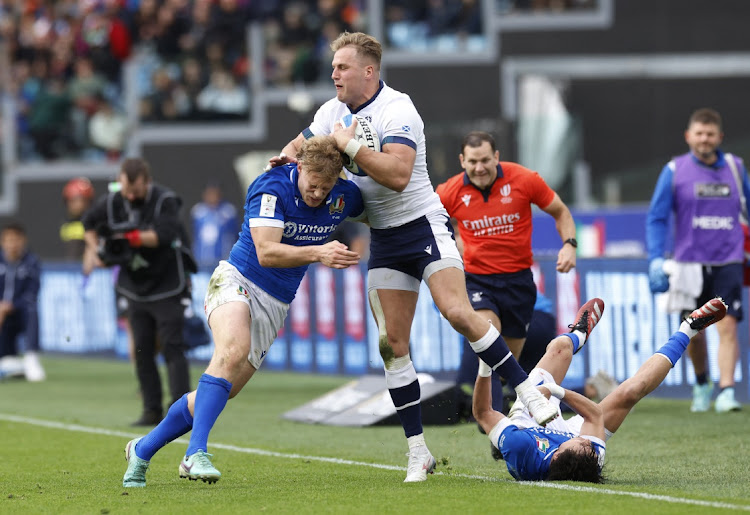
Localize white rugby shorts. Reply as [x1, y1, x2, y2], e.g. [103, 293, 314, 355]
[204, 261, 289, 369]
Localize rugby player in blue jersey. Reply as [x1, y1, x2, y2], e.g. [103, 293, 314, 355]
[473, 296, 727, 482]
[122, 135, 365, 487]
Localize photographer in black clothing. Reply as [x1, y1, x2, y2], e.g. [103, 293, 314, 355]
[82, 158, 197, 426]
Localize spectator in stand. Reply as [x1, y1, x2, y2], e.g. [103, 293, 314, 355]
[141, 67, 180, 122]
[178, 0, 211, 57]
[100, 0, 133, 79]
[27, 77, 72, 160]
[5, 0, 129, 161]
[426, 0, 481, 39]
[68, 56, 108, 150]
[204, 0, 250, 64]
[152, 1, 189, 60]
[76, 4, 127, 83]
[68, 57, 107, 105]
[279, 2, 318, 84]
[12, 59, 44, 159]
[132, 0, 160, 45]
[176, 56, 207, 119]
[196, 68, 248, 120]
[190, 181, 239, 270]
[88, 93, 129, 160]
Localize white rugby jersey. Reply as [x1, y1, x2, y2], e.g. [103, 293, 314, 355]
[304, 81, 443, 229]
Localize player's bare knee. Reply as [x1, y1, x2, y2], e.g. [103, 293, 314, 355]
[442, 304, 473, 334]
[620, 378, 648, 407]
[213, 340, 250, 374]
[378, 336, 395, 362]
[546, 337, 574, 358]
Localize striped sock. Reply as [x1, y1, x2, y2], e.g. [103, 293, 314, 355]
[469, 324, 527, 388]
[385, 359, 422, 437]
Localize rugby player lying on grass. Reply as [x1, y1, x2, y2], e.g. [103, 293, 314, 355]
[473, 296, 727, 482]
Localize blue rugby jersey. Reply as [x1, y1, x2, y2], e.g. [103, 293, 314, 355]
[228, 165, 364, 304]
[498, 425, 605, 481]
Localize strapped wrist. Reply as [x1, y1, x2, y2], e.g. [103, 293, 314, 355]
[542, 382, 565, 399]
[344, 139, 362, 161]
[124, 229, 142, 247]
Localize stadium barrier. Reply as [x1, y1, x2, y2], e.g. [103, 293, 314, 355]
[39, 260, 749, 402]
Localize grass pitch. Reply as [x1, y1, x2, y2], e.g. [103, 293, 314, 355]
[1, 355, 749, 514]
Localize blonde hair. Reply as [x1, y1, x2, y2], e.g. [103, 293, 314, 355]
[330, 31, 382, 69]
[297, 136, 344, 180]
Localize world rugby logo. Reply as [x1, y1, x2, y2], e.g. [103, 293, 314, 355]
[283, 221, 298, 238]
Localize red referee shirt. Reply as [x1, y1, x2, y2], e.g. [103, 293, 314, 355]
[436, 163, 555, 275]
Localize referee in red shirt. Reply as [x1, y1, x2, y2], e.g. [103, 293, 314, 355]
[437, 131, 576, 415]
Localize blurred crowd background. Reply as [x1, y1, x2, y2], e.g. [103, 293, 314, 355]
[0, 0, 596, 163]
[2, 0, 745, 262]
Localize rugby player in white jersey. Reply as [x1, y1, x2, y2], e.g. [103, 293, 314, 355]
[269, 31, 559, 482]
[473, 296, 726, 482]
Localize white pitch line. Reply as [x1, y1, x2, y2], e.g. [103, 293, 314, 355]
[2, 413, 749, 512]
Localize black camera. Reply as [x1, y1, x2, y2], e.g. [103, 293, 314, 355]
[98, 236, 133, 266]
[96, 222, 135, 266]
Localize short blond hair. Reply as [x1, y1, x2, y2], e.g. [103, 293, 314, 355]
[297, 136, 344, 180]
[330, 31, 382, 69]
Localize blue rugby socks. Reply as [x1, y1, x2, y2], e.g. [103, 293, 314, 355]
[136, 393, 194, 461]
[186, 373, 232, 456]
[656, 331, 690, 367]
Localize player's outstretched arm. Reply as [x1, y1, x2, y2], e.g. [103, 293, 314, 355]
[252, 227, 360, 269]
[472, 360, 505, 434]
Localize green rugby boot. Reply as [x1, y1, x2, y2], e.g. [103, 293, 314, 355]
[715, 387, 741, 413]
[123, 438, 149, 488]
[179, 451, 221, 484]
